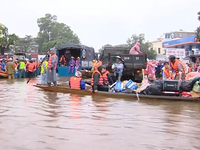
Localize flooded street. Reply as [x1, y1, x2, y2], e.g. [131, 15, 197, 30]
[1, 77, 200, 150]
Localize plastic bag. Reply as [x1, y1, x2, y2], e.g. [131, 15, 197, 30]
[125, 79, 138, 90]
[192, 81, 200, 93]
[180, 80, 192, 92]
[114, 81, 124, 92]
[141, 84, 162, 95]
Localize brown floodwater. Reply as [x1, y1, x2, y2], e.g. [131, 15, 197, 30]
[1, 77, 200, 150]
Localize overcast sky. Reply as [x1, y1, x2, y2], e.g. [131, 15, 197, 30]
[0, 0, 200, 51]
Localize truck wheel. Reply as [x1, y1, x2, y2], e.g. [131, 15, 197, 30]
[134, 72, 143, 83]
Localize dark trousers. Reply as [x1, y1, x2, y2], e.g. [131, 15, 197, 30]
[97, 85, 109, 92]
[27, 72, 34, 78]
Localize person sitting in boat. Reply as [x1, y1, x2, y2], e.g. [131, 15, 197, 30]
[91, 65, 114, 93]
[59, 55, 66, 66]
[162, 62, 171, 80]
[169, 55, 185, 80]
[69, 71, 86, 90]
[112, 56, 124, 81]
[129, 42, 142, 54]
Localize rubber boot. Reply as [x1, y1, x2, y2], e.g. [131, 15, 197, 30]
[53, 81, 57, 87]
[47, 83, 51, 87]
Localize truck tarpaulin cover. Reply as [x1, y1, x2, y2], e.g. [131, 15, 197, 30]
[57, 44, 95, 61]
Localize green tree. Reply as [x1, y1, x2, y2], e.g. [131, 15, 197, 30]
[15, 35, 37, 52]
[126, 34, 157, 59]
[36, 13, 80, 52]
[0, 25, 19, 54]
[196, 11, 200, 42]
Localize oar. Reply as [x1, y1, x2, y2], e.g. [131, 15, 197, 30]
[27, 41, 57, 84]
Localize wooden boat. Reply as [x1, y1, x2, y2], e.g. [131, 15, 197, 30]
[0, 70, 8, 78]
[34, 84, 200, 101]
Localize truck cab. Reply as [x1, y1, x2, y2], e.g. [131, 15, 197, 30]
[100, 46, 147, 82]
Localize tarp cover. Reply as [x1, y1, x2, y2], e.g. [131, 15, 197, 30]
[57, 44, 95, 61]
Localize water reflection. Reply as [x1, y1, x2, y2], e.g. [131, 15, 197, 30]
[0, 78, 200, 150]
[70, 94, 81, 119]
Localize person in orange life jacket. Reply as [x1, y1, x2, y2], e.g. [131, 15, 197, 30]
[26, 60, 36, 78]
[75, 57, 81, 72]
[69, 71, 86, 90]
[47, 48, 58, 87]
[59, 55, 66, 66]
[91, 65, 114, 93]
[162, 62, 171, 80]
[169, 55, 185, 80]
[96, 58, 102, 67]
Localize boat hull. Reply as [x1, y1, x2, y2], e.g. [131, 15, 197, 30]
[0, 71, 8, 78]
[34, 84, 200, 101]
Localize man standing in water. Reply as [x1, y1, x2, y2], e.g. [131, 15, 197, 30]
[6, 58, 15, 79]
[47, 48, 58, 87]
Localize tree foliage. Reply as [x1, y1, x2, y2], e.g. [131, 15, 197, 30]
[36, 13, 80, 52]
[15, 35, 37, 52]
[196, 11, 200, 42]
[0, 25, 19, 54]
[126, 34, 157, 59]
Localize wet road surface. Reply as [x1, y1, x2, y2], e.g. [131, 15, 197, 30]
[0, 77, 200, 150]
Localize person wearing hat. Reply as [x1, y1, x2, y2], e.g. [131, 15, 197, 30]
[112, 56, 124, 81]
[169, 55, 185, 80]
[91, 65, 113, 92]
[68, 56, 76, 73]
[75, 57, 81, 72]
[69, 71, 86, 90]
[47, 48, 58, 86]
[6, 58, 15, 79]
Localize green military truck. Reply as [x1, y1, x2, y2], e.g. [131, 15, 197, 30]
[100, 46, 147, 83]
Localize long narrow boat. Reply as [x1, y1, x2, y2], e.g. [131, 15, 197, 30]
[34, 84, 200, 101]
[0, 70, 8, 78]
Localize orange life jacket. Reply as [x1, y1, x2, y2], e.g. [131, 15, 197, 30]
[91, 70, 109, 86]
[97, 61, 102, 67]
[14, 62, 18, 68]
[69, 77, 82, 89]
[27, 63, 35, 72]
[59, 56, 66, 63]
[170, 59, 185, 75]
[48, 54, 58, 69]
[163, 67, 170, 78]
[188, 66, 192, 73]
[6, 55, 9, 61]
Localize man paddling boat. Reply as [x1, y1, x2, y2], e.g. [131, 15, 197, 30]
[47, 48, 58, 87]
[91, 65, 113, 92]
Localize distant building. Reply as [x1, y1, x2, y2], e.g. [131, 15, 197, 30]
[163, 30, 196, 42]
[151, 37, 164, 55]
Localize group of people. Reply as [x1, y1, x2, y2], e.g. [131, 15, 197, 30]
[3, 48, 58, 87]
[146, 55, 200, 81]
[69, 56, 125, 93]
[59, 55, 81, 73]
